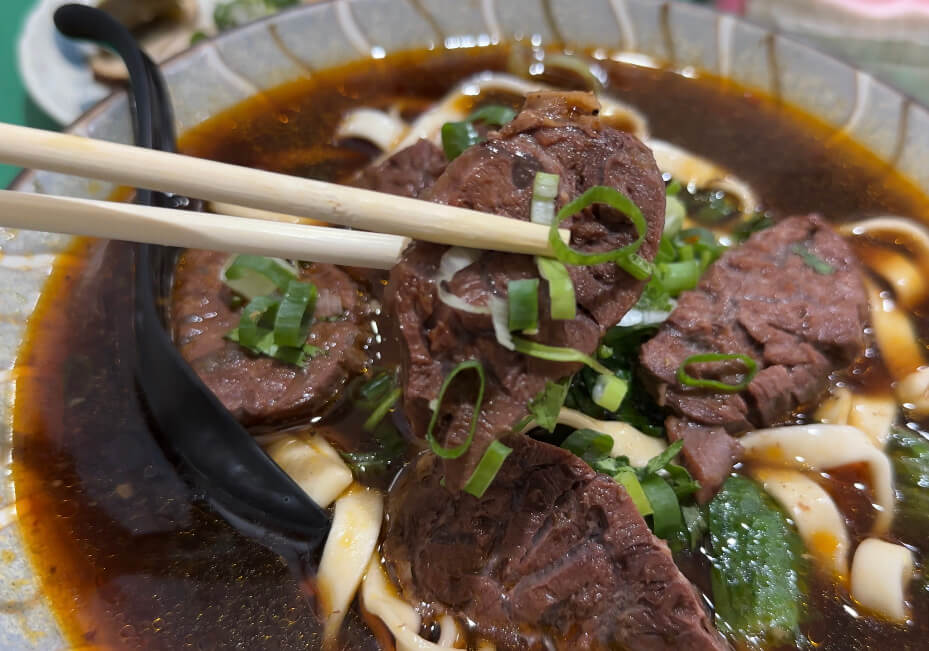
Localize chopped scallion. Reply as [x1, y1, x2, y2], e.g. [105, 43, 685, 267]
[615, 469, 654, 516]
[791, 244, 834, 275]
[512, 337, 611, 376]
[222, 254, 298, 298]
[536, 257, 576, 320]
[273, 280, 317, 347]
[363, 387, 402, 432]
[463, 440, 513, 498]
[531, 172, 560, 225]
[656, 259, 700, 296]
[677, 352, 758, 393]
[441, 104, 517, 161]
[507, 278, 540, 333]
[548, 186, 648, 277]
[426, 360, 486, 459]
[591, 374, 628, 412]
[641, 474, 684, 539]
[236, 294, 279, 348]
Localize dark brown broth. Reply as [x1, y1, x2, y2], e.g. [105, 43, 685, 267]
[11, 46, 929, 650]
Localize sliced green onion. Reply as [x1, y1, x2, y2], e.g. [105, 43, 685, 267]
[657, 259, 700, 296]
[791, 244, 835, 275]
[542, 54, 604, 93]
[548, 186, 648, 275]
[621, 253, 653, 281]
[467, 104, 517, 126]
[507, 278, 540, 333]
[363, 387, 402, 432]
[441, 121, 480, 160]
[536, 257, 576, 320]
[512, 337, 611, 376]
[664, 194, 686, 238]
[236, 295, 279, 348]
[615, 469, 654, 516]
[463, 440, 513, 498]
[533, 172, 560, 200]
[426, 360, 486, 459]
[489, 296, 515, 351]
[641, 474, 683, 539]
[531, 172, 560, 225]
[273, 280, 317, 347]
[222, 254, 298, 298]
[591, 374, 628, 412]
[677, 353, 758, 393]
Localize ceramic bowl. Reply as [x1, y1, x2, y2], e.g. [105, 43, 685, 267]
[3, 0, 928, 647]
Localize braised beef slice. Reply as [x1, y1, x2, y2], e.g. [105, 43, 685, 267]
[171, 250, 376, 427]
[387, 91, 665, 486]
[350, 138, 446, 198]
[384, 434, 727, 651]
[639, 215, 867, 501]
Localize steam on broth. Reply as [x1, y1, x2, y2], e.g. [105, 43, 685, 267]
[11, 45, 929, 650]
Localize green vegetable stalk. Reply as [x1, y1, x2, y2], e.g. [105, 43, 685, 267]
[888, 427, 929, 549]
[708, 476, 806, 648]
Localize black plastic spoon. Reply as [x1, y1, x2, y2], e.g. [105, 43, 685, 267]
[53, 4, 331, 548]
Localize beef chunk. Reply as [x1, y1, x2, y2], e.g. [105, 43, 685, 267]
[350, 138, 446, 198]
[171, 250, 376, 427]
[387, 91, 665, 486]
[384, 434, 727, 651]
[640, 215, 867, 500]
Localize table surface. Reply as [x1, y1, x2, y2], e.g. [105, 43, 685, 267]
[0, 0, 57, 189]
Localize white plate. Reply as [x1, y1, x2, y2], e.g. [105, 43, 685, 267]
[17, 0, 219, 125]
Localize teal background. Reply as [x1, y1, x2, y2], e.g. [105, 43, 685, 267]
[0, 0, 58, 188]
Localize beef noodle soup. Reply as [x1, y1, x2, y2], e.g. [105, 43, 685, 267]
[12, 45, 929, 650]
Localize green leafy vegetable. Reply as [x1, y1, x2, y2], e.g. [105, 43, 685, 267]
[888, 427, 929, 547]
[527, 379, 570, 433]
[507, 278, 540, 333]
[677, 353, 758, 393]
[441, 121, 480, 160]
[441, 104, 517, 160]
[561, 428, 615, 462]
[559, 430, 699, 544]
[467, 104, 518, 127]
[214, 0, 299, 31]
[733, 213, 774, 243]
[536, 257, 576, 320]
[341, 420, 407, 479]
[708, 476, 806, 647]
[683, 188, 741, 225]
[566, 324, 665, 436]
[791, 244, 835, 275]
[463, 440, 514, 498]
[426, 360, 486, 459]
[548, 185, 650, 279]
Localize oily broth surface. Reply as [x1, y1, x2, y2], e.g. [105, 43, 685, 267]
[11, 46, 929, 650]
